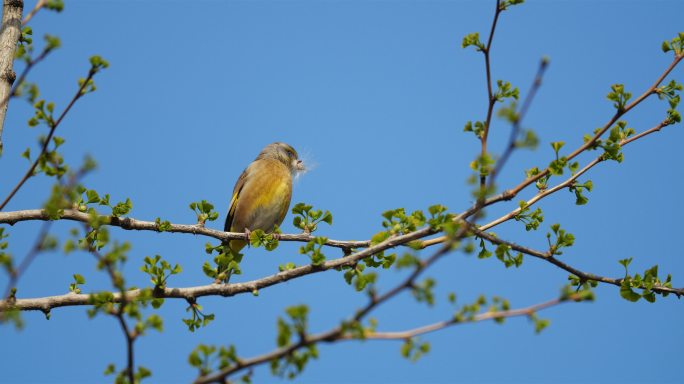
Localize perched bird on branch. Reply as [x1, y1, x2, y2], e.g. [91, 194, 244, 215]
[224, 142, 305, 252]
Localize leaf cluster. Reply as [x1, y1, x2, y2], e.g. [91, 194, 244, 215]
[189, 200, 219, 226]
[140, 254, 181, 289]
[546, 223, 575, 256]
[292, 203, 332, 233]
[272, 305, 319, 380]
[514, 201, 544, 231]
[189, 344, 247, 382]
[476, 236, 523, 268]
[103, 363, 151, 384]
[618, 258, 675, 302]
[184, 301, 215, 332]
[203, 243, 242, 283]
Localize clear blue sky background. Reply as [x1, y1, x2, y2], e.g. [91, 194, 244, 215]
[1, 0, 683, 383]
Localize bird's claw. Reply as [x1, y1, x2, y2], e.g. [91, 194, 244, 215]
[244, 228, 252, 244]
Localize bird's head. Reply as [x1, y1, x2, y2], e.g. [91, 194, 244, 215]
[258, 142, 305, 174]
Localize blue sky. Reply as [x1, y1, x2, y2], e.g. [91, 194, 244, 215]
[1, 0, 683, 383]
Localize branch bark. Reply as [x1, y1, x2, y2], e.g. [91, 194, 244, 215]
[0, 208, 371, 249]
[469, 225, 684, 297]
[0, 226, 434, 312]
[195, 292, 582, 384]
[0, 0, 24, 154]
[354, 295, 574, 340]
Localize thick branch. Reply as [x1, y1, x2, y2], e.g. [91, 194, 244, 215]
[0, 226, 434, 312]
[2, 117, 680, 310]
[196, 242, 454, 383]
[0, 0, 24, 153]
[1, 115, 679, 311]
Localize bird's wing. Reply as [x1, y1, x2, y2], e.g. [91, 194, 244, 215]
[224, 168, 249, 232]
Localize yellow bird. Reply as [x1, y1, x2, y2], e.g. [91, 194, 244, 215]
[224, 142, 305, 252]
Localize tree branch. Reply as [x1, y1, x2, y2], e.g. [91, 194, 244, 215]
[195, 241, 455, 383]
[2, 220, 52, 298]
[479, 119, 671, 231]
[21, 0, 44, 25]
[423, 118, 675, 248]
[85, 241, 137, 384]
[0, 0, 24, 154]
[0, 226, 435, 312]
[0, 208, 371, 249]
[195, 292, 583, 384]
[487, 54, 683, 206]
[489, 56, 548, 184]
[1, 114, 679, 311]
[355, 294, 577, 340]
[0, 65, 97, 211]
[4, 43, 52, 101]
[4, 169, 87, 299]
[470, 225, 684, 297]
[479, 0, 502, 189]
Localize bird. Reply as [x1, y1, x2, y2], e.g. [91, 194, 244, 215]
[224, 142, 305, 253]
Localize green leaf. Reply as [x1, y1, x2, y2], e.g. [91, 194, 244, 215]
[86, 189, 100, 204]
[619, 280, 641, 302]
[73, 274, 85, 284]
[550, 141, 564, 155]
[21, 148, 31, 160]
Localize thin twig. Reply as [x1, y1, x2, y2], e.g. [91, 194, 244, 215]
[2, 45, 53, 107]
[469, 225, 683, 297]
[479, 119, 670, 231]
[196, 241, 456, 384]
[1, 68, 101, 211]
[22, 0, 45, 25]
[2, 220, 52, 298]
[115, 309, 136, 384]
[87, 240, 136, 384]
[3, 170, 85, 298]
[489, 57, 549, 185]
[195, 292, 581, 384]
[485, 54, 683, 206]
[355, 295, 576, 340]
[422, 118, 674, 248]
[479, 0, 502, 189]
